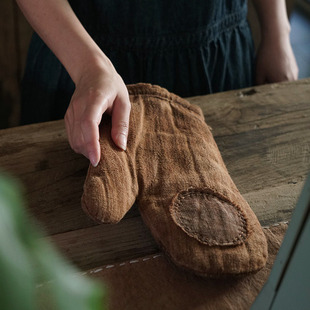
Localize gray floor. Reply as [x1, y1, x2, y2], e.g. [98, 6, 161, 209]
[290, 7, 310, 78]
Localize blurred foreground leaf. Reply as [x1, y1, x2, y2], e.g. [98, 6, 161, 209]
[0, 173, 106, 310]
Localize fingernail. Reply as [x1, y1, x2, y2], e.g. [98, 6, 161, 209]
[89, 152, 98, 167]
[118, 134, 127, 151]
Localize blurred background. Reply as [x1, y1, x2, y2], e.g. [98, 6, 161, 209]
[0, 0, 309, 130]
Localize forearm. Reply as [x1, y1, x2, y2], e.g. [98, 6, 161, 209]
[16, 0, 111, 83]
[253, 0, 298, 84]
[17, 0, 131, 166]
[252, 0, 291, 40]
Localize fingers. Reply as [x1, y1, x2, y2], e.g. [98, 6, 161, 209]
[65, 92, 108, 167]
[81, 119, 101, 167]
[65, 83, 131, 167]
[111, 91, 131, 151]
[80, 94, 108, 166]
[255, 36, 299, 86]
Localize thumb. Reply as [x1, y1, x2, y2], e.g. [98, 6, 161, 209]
[111, 94, 131, 151]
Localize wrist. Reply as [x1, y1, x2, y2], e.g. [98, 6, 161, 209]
[261, 21, 291, 45]
[71, 49, 115, 85]
[253, 0, 291, 43]
[259, 12, 291, 43]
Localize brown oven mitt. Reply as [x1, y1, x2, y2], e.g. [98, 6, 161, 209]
[82, 83, 268, 277]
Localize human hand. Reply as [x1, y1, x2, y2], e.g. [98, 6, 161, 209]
[16, 0, 131, 167]
[255, 34, 298, 85]
[65, 60, 131, 167]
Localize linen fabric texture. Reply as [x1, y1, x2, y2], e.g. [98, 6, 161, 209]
[82, 83, 268, 277]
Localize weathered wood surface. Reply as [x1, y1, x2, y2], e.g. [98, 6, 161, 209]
[0, 79, 309, 270]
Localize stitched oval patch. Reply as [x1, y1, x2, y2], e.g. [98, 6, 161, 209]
[169, 189, 248, 246]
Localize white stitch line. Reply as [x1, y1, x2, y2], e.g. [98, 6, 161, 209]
[86, 253, 163, 275]
[152, 254, 162, 259]
[36, 279, 54, 287]
[263, 221, 289, 228]
[142, 257, 151, 261]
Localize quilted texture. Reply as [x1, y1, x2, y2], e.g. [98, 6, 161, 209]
[82, 83, 268, 277]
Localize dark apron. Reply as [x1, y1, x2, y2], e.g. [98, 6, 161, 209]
[21, 0, 254, 124]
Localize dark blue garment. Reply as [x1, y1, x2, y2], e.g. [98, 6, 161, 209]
[21, 0, 254, 124]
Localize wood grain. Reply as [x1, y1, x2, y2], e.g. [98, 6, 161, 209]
[191, 80, 310, 193]
[0, 79, 309, 270]
[47, 216, 159, 269]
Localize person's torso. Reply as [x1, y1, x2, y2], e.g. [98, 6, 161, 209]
[69, 0, 247, 47]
